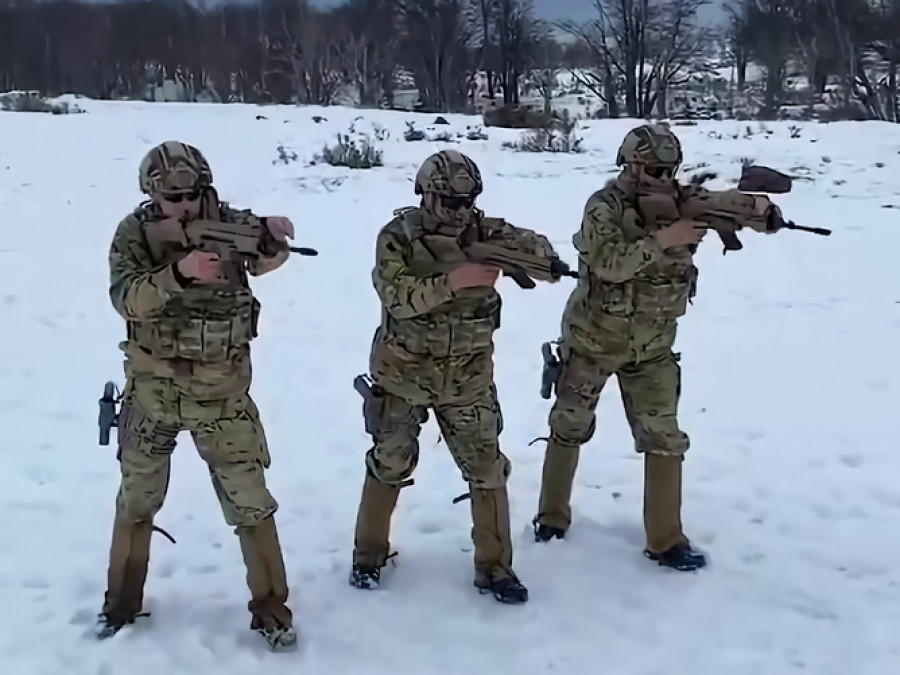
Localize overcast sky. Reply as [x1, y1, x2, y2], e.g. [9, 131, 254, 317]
[307, 0, 729, 27]
[23, 0, 730, 25]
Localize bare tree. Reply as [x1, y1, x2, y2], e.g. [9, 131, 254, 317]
[465, 0, 501, 99]
[396, 0, 475, 112]
[491, 0, 543, 104]
[559, 0, 711, 118]
[335, 0, 402, 108]
[642, 0, 714, 117]
[728, 0, 796, 113]
[557, 1, 622, 117]
[526, 24, 563, 113]
[867, 0, 900, 121]
[724, 0, 752, 90]
[806, 0, 885, 119]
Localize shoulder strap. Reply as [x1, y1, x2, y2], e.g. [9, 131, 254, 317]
[394, 206, 424, 243]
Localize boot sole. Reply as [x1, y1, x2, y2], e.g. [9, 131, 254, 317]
[475, 583, 529, 604]
[643, 549, 708, 571]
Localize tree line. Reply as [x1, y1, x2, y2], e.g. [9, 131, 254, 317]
[0, 0, 896, 121]
[726, 0, 900, 121]
[0, 0, 561, 112]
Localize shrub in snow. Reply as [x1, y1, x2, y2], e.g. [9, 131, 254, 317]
[273, 145, 299, 165]
[502, 110, 583, 153]
[315, 116, 387, 169]
[404, 121, 426, 141]
[423, 124, 456, 142]
[403, 118, 487, 143]
[0, 90, 85, 114]
[483, 104, 551, 129]
[465, 124, 488, 140]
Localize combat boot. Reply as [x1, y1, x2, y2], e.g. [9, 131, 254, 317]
[533, 521, 565, 543]
[96, 517, 156, 638]
[235, 516, 297, 651]
[642, 453, 706, 572]
[350, 472, 401, 590]
[533, 437, 581, 541]
[470, 486, 528, 604]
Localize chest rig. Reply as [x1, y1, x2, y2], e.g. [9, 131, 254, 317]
[126, 188, 260, 363]
[579, 181, 698, 321]
[381, 208, 501, 357]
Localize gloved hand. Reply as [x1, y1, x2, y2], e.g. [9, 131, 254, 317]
[263, 216, 295, 243]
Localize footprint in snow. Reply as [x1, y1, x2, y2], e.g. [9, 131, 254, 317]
[865, 379, 889, 392]
[839, 453, 864, 468]
[69, 607, 96, 625]
[157, 560, 176, 579]
[416, 520, 445, 535]
[188, 565, 220, 575]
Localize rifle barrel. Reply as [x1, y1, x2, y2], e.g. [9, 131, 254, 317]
[783, 221, 831, 236]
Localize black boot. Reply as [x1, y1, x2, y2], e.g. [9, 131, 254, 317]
[533, 518, 565, 543]
[644, 542, 707, 571]
[349, 562, 382, 590]
[475, 573, 529, 604]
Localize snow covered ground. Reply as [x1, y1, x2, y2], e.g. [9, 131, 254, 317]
[1, 101, 899, 674]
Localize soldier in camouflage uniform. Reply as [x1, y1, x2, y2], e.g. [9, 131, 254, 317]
[97, 141, 298, 649]
[349, 149, 562, 603]
[533, 124, 781, 571]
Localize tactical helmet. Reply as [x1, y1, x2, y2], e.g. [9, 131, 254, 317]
[616, 123, 683, 168]
[139, 141, 213, 195]
[414, 150, 483, 198]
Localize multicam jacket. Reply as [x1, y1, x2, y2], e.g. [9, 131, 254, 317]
[109, 195, 288, 387]
[562, 176, 773, 365]
[370, 206, 558, 362]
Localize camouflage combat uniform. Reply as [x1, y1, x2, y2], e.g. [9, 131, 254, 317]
[350, 150, 561, 603]
[98, 142, 296, 649]
[533, 124, 777, 570]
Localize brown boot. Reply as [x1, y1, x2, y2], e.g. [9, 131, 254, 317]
[350, 472, 401, 589]
[98, 517, 154, 636]
[534, 437, 581, 539]
[643, 453, 706, 571]
[470, 487, 528, 604]
[352, 473, 401, 567]
[236, 516, 296, 650]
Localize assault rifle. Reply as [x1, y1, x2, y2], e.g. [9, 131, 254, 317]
[182, 218, 318, 263]
[647, 164, 831, 255]
[419, 235, 578, 289]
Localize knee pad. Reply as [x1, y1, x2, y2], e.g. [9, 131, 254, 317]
[549, 407, 596, 447]
[364, 446, 418, 486]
